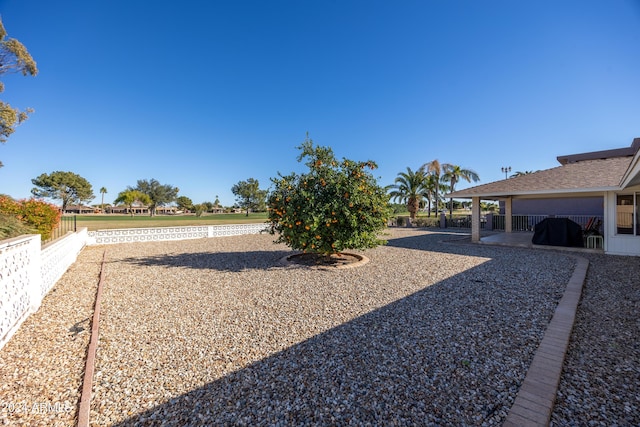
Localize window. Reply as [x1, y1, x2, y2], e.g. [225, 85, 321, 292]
[616, 193, 640, 235]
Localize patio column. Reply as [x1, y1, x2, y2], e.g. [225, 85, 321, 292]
[471, 196, 480, 242]
[505, 197, 513, 233]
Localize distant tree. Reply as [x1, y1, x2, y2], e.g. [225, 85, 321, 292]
[420, 160, 445, 215]
[388, 167, 426, 220]
[442, 164, 480, 219]
[176, 196, 194, 212]
[31, 171, 94, 212]
[202, 201, 213, 212]
[100, 187, 107, 213]
[232, 178, 267, 216]
[194, 203, 207, 217]
[480, 201, 498, 212]
[0, 18, 38, 168]
[389, 203, 408, 214]
[113, 190, 151, 217]
[214, 195, 220, 207]
[421, 173, 439, 217]
[132, 179, 179, 216]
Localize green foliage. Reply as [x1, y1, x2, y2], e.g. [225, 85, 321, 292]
[413, 217, 439, 228]
[268, 137, 391, 255]
[99, 187, 107, 212]
[31, 171, 94, 211]
[387, 167, 426, 220]
[442, 163, 480, 218]
[0, 17, 38, 166]
[232, 178, 268, 216]
[389, 203, 407, 214]
[132, 179, 179, 216]
[113, 189, 152, 216]
[194, 204, 207, 217]
[0, 194, 19, 215]
[176, 196, 194, 211]
[17, 198, 62, 240]
[0, 195, 61, 240]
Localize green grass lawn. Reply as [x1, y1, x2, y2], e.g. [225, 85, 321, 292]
[73, 212, 269, 231]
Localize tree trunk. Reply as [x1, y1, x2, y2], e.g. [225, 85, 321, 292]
[408, 197, 419, 220]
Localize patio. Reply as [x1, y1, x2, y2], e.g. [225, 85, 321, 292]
[479, 230, 605, 253]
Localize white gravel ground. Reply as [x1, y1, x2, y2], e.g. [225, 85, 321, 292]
[2, 227, 619, 426]
[550, 253, 640, 426]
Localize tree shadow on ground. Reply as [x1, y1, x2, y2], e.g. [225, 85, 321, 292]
[120, 250, 293, 272]
[385, 229, 472, 251]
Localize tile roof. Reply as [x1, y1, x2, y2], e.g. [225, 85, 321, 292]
[448, 156, 633, 198]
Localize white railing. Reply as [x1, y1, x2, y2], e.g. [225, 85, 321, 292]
[492, 214, 603, 232]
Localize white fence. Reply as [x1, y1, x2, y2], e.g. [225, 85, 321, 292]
[1, 224, 268, 349]
[0, 229, 87, 350]
[86, 223, 269, 245]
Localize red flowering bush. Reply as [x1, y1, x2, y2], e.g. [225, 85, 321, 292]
[0, 195, 20, 215]
[0, 196, 61, 240]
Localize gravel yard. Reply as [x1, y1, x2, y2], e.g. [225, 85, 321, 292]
[2, 228, 634, 426]
[551, 253, 640, 426]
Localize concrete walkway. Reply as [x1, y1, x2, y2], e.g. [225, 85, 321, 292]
[480, 231, 603, 254]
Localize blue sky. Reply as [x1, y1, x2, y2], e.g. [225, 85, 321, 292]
[1, 1, 639, 207]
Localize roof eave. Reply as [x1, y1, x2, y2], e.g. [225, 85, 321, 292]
[447, 186, 618, 199]
[620, 150, 640, 188]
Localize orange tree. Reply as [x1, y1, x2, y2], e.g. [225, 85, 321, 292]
[267, 138, 391, 257]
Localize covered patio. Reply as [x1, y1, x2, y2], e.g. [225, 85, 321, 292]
[448, 138, 640, 256]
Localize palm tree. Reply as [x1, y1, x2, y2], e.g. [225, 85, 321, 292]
[388, 167, 426, 220]
[442, 164, 480, 220]
[420, 159, 444, 215]
[100, 187, 107, 213]
[421, 173, 439, 217]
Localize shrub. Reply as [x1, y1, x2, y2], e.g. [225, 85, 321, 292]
[194, 204, 207, 217]
[18, 198, 61, 240]
[0, 195, 20, 215]
[0, 196, 61, 240]
[268, 137, 392, 256]
[0, 214, 35, 239]
[414, 217, 439, 228]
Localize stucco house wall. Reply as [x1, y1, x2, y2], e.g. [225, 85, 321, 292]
[501, 197, 604, 216]
[605, 186, 640, 256]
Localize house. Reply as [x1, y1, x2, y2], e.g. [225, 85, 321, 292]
[447, 138, 640, 256]
[108, 205, 179, 215]
[64, 205, 96, 214]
